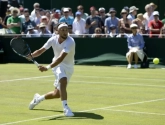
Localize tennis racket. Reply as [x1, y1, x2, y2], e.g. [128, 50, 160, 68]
[10, 37, 39, 67]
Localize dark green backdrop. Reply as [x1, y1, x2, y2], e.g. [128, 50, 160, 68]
[0, 37, 165, 65]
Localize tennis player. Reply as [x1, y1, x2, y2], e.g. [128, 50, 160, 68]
[28, 22, 75, 117]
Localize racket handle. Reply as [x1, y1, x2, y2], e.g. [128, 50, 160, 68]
[33, 61, 39, 67]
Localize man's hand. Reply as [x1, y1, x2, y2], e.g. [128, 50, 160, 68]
[91, 21, 97, 26]
[26, 54, 32, 61]
[38, 66, 48, 72]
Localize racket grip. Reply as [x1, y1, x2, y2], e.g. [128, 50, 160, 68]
[33, 61, 39, 67]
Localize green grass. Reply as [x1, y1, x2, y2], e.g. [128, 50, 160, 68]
[0, 64, 165, 125]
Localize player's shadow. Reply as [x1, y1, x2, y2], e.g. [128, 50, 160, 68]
[48, 112, 104, 120]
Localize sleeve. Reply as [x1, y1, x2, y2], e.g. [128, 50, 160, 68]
[62, 39, 75, 53]
[59, 18, 63, 23]
[72, 21, 76, 33]
[127, 37, 132, 49]
[139, 35, 145, 49]
[42, 37, 54, 49]
[7, 17, 11, 24]
[104, 18, 108, 27]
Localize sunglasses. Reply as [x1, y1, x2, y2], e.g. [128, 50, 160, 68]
[78, 8, 83, 10]
[64, 12, 69, 13]
[122, 13, 127, 14]
[42, 18, 47, 20]
[96, 30, 101, 32]
[110, 11, 116, 13]
[13, 11, 18, 13]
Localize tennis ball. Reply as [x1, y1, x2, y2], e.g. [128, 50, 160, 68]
[153, 58, 159, 64]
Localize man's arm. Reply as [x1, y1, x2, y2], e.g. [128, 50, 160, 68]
[31, 47, 46, 58]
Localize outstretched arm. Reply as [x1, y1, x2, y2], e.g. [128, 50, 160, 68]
[31, 47, 46, 58]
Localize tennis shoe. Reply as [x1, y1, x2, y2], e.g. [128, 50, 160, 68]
[64, 107, 74, 117]
[29, 93, 41, 110]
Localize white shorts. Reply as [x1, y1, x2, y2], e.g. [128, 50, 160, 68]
[52, 66, 73, 90]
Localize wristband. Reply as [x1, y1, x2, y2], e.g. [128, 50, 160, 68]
[46, 65, 51, 70]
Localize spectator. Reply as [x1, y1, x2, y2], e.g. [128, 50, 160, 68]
[72, 11, 86, 37]
[4, 7, 13, 25]
[132, 13, 145, 30]
[123, 6, 129, 13]
[143, 4, 153, 32]
[39, 8, 45, 16]
[159, 26, 165, 38]
[7, 7, 21, 34]
[19, 8, 33, 23]
[40, 16, 49, 30]
[39, 23, 51, 37]
[49, 9, 61, 33]
[31, 3, 40, 20]
[109, 24, 117, 38]
[161, 12, 165, 25]
[126, 24, 145, 69]
[139, 26, 148, 38]
[149, 2, 157, 11]
[119, 9, 132, 34]
[91, 27, 103, 38]
[127, 6, 139, 22]
[116, 28, 128, 38]
[68, 8, 74, 17]
[19, 7, 24, 16]
[77, 5, 88, 20]
[26, 25, 40, 37]
[86, 6, 102, 34]
[68, 25, 75, 37]
[34, 9, 41, 26]
[148, 11, 163, 38]
[45, 10, 51, 21]
[99, 7, 108, 33]
[59, 8, 74, 25]
[104, 8, 119, 37]
[0, 17, 7, 29]
[21, 9, 36, 34]
[52, 24, 58, 36]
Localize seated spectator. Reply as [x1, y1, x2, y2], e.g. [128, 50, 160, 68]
[39, 23, 51, 37]
[31, 3, 40, 20]
[45, 10, 51, 21]
[161, 12, 165, 25]
[132, 13, 145, 29]
[26, 25, 40, 37]
[116, 28, 128, 38]
[99, 7, 108, 33]
[119, 9, 132, 34]
[77, 5, 89, 20]
[109, 24, 117, 38]
[34, 9, 41, 26]
[126, 24, 145, 69]
[127, 6, 139, 22]
[148, 11, 163, 38]
[49, 9, 61, 33]
[143, 4, 154, 32]
[7, 7, 21, 34]
[123, 6, 129, 13]
[159, 26, 165, 38]
[149, 2, 157, 11]
[4, 7, 13, 26]
[52, 24, 58, 36]
[139, 26, 148, 38]
[91, 27, 103, 38]
[72, 11, 86, 37]
[59, 8, 74, 25]
[39, 8, 45, 16]
[86, 6, 101, 34]
[21, 10, 36, 34]
[68, 8, 74, 18]
[104, 8, 119, 37]
[68, 25, 75, 37]
[19, 8, 33, 23]
[40, 16, 51, 31]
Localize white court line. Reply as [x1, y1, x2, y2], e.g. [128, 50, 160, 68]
[102, 109, 165, 116]
[1, 98, 165, 125]
[0, 74, 165, 83]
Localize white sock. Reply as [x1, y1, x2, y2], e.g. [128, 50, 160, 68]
[38, 95, 45, 101]
[62, 100, 68, 109]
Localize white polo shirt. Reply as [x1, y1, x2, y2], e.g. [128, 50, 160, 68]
[42, 35, 75, 69]
[72, 18, 86, 35]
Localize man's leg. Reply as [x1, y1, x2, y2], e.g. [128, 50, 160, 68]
[29, 89, 60, 110]
[59, 77, 74, 117]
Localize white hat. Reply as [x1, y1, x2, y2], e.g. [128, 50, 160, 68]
[153, 11, 159, 16]
[130, 24, 138, 28]
[39, 23, 46, 28]
[41, 16, 47, 19]
[99, 7, 105, 11]
[129, 6, 139, 13]
[63, 8, 69, 12]
[9, 6, 14, 11]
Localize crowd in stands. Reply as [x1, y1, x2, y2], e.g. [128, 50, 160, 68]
[1, 2, 165, 38]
